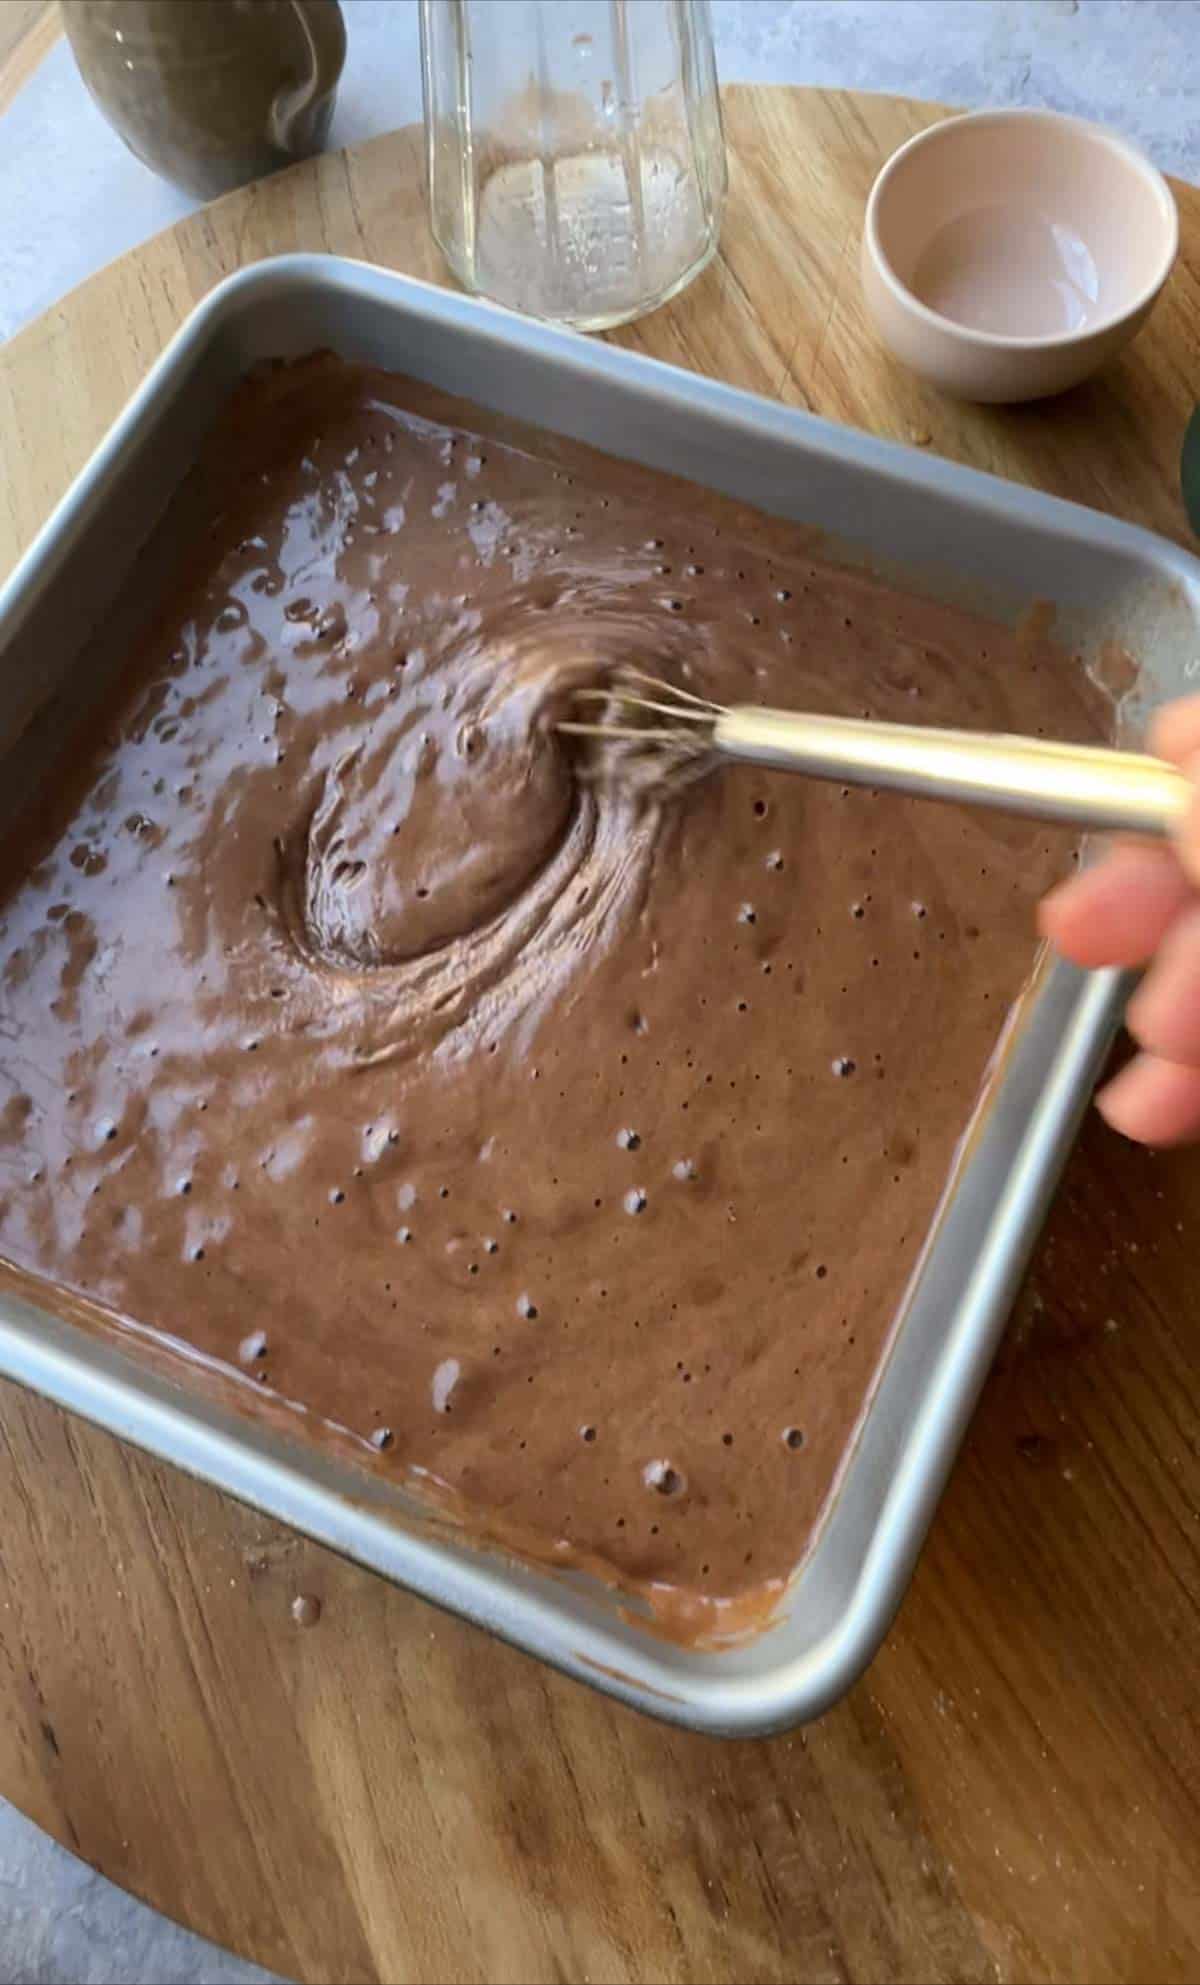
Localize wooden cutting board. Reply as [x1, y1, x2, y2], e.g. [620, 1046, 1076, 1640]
[2, 87, 1200, 1985]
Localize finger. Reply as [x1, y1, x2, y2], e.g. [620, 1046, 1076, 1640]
[1097, 1051, 1200, 1146]
[1038, 841, 1194, 969]
[1145, 700, 1200, 885]
[1125, 903, 1200, 1064]
[1173, 783, 1200, 891]
[1149, 695, 1200, 765]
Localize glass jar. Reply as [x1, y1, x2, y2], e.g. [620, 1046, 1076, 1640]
[419, 0, 726, 331]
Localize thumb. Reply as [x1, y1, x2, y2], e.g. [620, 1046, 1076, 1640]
[1150, 694, 1200, 766]
[1174, 775, 1200, 891]
[1147, 699, 1200, 888]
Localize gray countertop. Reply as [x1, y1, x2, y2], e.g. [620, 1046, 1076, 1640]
[1, 3, 1197, 1981]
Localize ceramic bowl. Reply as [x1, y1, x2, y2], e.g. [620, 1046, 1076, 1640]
[861, 108, 1178, 403]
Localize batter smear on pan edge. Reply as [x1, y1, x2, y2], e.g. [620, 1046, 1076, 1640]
[0, 358, 1106, 1643]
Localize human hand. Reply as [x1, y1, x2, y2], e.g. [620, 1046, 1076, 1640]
[1039, 696, 1200, 1145]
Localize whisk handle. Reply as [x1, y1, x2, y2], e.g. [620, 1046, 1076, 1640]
[714, 706, 1193, 838]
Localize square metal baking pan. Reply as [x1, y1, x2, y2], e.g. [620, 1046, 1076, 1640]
[2, 255, 1198, 1736]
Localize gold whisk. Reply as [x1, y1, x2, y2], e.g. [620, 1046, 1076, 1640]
[559, 667, 1193, 835]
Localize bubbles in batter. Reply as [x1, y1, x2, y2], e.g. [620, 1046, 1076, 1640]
[432, 1358, 461, 1413]
[643, 1459, 686, 1497]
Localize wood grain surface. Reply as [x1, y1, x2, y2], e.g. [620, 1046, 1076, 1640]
[0, 0, 58, 121]
[1, 88, 1199, 1985]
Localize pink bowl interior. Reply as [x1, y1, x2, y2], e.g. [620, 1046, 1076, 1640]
[872, 116, 1176, 341]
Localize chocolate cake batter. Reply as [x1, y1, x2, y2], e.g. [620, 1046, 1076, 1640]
[0, 357, 1106, 1638]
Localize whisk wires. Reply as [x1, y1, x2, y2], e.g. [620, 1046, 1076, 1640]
[557, 668, 725, 795]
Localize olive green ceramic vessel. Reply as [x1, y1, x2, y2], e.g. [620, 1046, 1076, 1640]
[62, 0, 346, 200]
